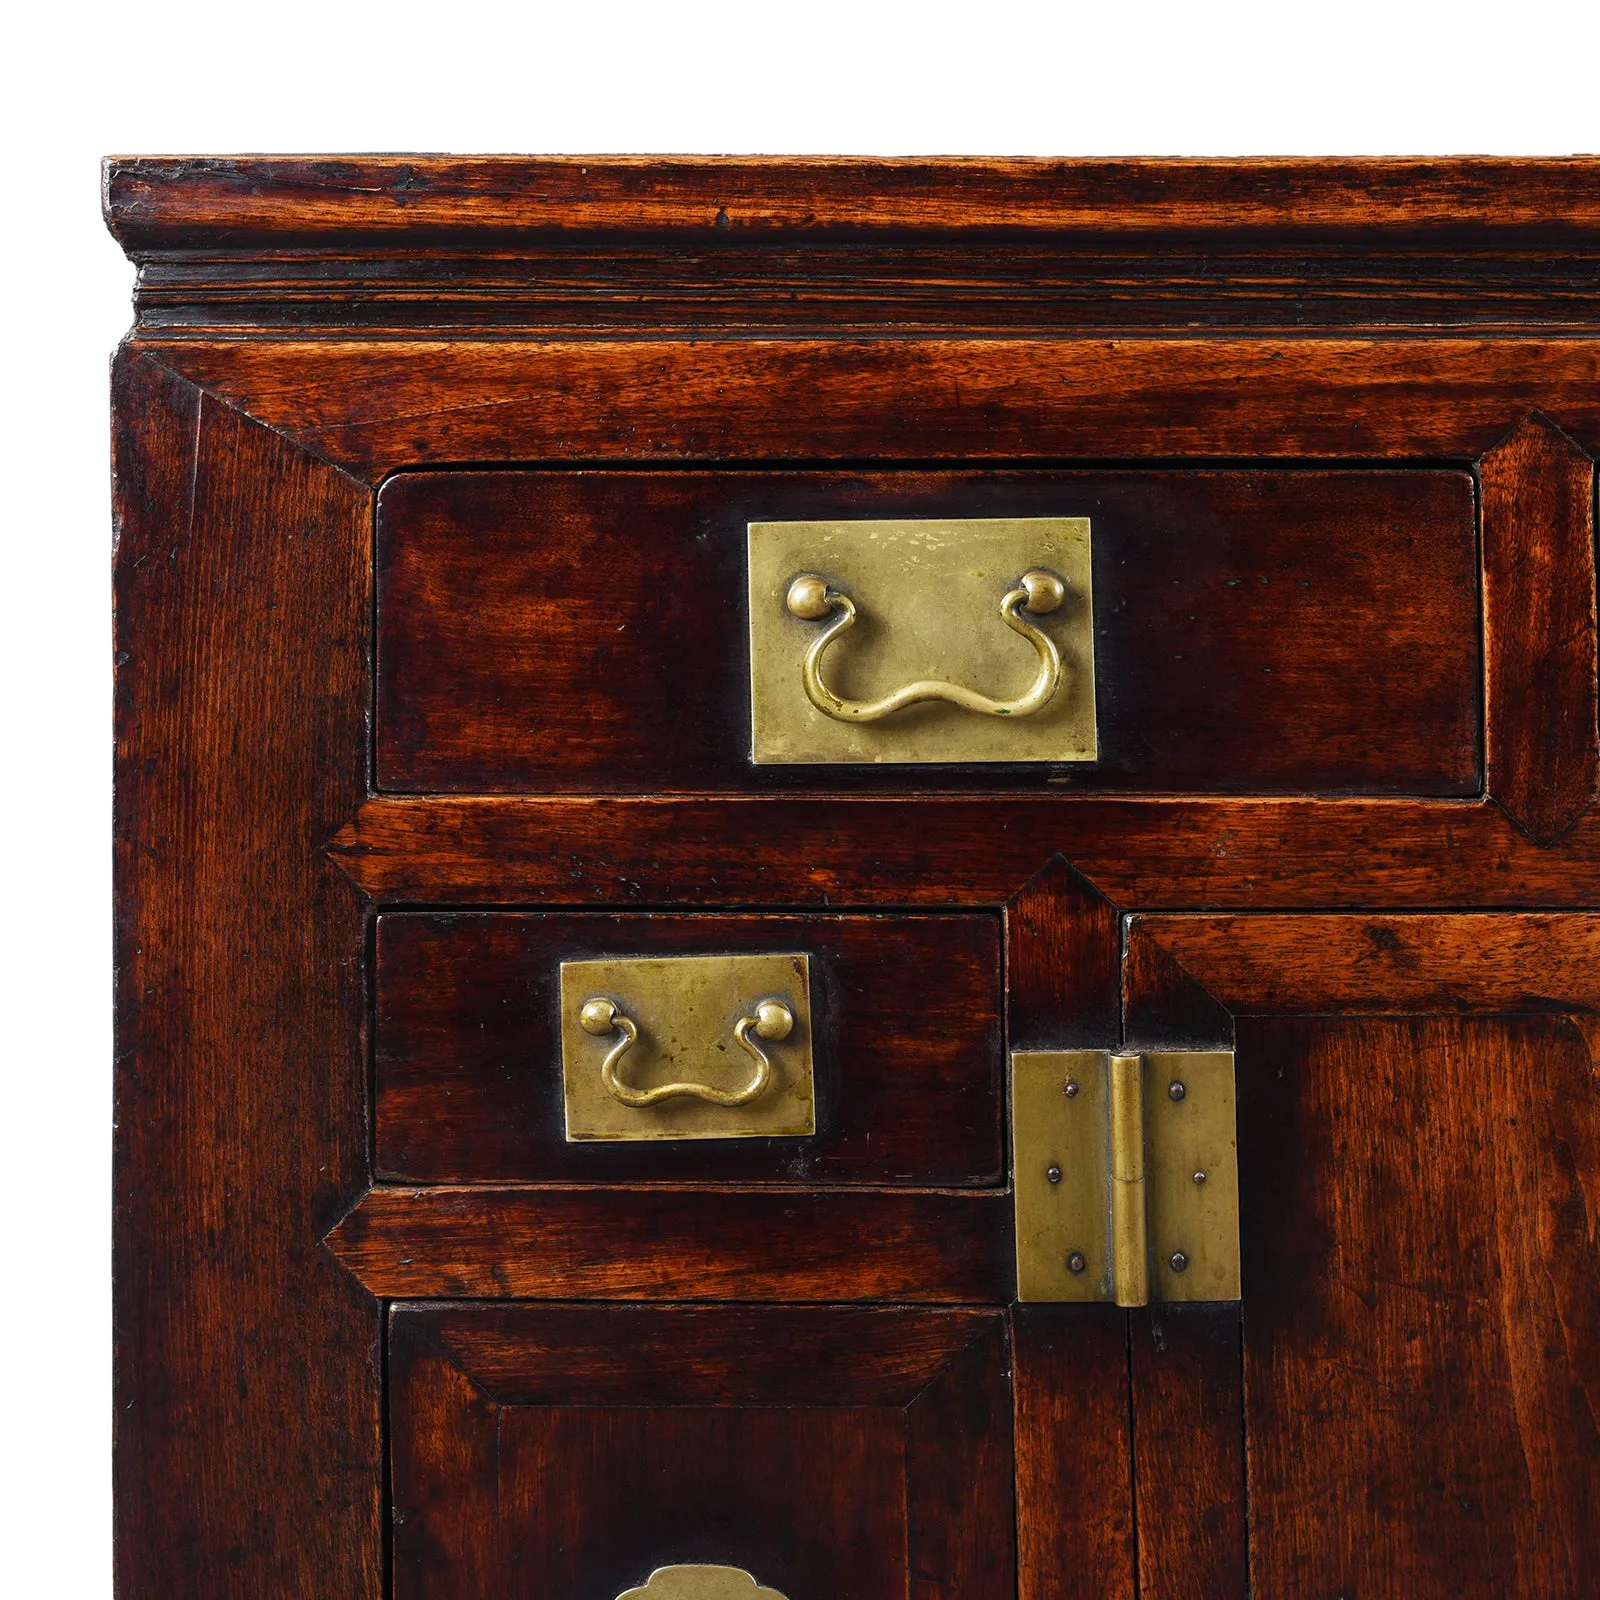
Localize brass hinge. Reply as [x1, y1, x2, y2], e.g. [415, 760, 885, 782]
[1011, 1050, 1240, 1305]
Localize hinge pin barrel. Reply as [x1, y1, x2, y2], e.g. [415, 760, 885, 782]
[1109, 1052, 1150, 1307]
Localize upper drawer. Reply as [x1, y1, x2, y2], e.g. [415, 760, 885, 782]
[376, 468, 1479, 794]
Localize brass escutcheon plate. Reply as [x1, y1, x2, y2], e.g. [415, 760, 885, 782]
[560, 953, 815, 1141]
[747, 516, 1096, 765]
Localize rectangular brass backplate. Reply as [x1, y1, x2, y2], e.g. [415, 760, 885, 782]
[560, 953, 815, 1142]
[1012, 1049, 1240, 1304]
[747, 517, 1096, 765]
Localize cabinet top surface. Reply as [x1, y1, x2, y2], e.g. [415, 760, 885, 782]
[104, 154, 1600, 249]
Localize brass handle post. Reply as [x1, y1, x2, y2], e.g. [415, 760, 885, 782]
[785, 569, 1067, 723]
[578, 995, 794, 1109]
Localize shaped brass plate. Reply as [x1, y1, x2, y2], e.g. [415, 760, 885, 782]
[748, 517, 1095, 765]
[617, 1568, 790, 1600]
[560, 953, 815, 1141]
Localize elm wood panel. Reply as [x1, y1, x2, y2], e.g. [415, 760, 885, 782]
[376, 468, 1479, 796]
[1127, 912, 1600, 1014]
[1239, 1014, 1600, 1597]
[390, 1304, 1014, 1600]
[409, 1304, 1005, 1405]
[325, 1186, 1015, 1301]
[906, 1319, 1017, 1600]
[104, 156, 1600, 245]
[391, 1337, 908, 1600]
[1006, 858, 1122, 1052]
[1121, 924, 1236, 1051]
[127, 250, 1600, 339]
[1481, 415, 1599, 842]
[375, 912, 1004, 1185]
[112, 356, 380, 1597]
[329, 795, 1600, 909]
[142, 339, 1600, 484]
[1130, 1306, 1248, 1600]
[1014, 1308, 1137, 1600]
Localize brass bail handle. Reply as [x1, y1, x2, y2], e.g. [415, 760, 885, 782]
[578, 995, 795, 1109]
[784, 568, 1068, 723]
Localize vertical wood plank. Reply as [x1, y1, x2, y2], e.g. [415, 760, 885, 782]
[113, 354, 379, 1596]
[906, 1321, 1017, 1600]
[1006, 857, 1121, 1050]
[1130, 1306, 1248, 1600]
[1122, 916, 1246, 1595]
[1014, 1308, 1136, 1600]
[1242, 1013, 1600, 1596]
[1482, 412, 1599, 842]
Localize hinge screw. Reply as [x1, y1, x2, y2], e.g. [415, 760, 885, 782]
[1063, 1079, 1079, 1098]
[1067, 1251, 1087, 1274]
[1168, 1080, 1187, 1102]
[1169, 1251, 1189, 1273]
[1046, 1164, 1062, 1184]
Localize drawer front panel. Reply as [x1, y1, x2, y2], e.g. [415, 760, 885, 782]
[376, 467, 1480, 794]
[391, 1304, 1014, 1600]
[375, 912, 1004, 1185]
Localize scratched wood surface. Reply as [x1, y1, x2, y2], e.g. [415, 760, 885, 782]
[377, 467, 1479, 797]
[107, 159, 1600, 1600]
[391, 1304, 1015, 1600]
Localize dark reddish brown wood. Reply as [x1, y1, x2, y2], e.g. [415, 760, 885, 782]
[905, 1318, 1017, 1600]
[109, 160, 1600, 1600]
[377, 467, 1478, 797]
[329, 794, 1600, 909]
[412, 1303, 1002, 1402]
[1121, 924, 1234, 1049]
[1013, 1308, 1136, 1600]
[1239, 1012, 1600, 1596]
[104, 156, 1600, 243]
[1128, 911, 1599, 1013]
[1006, 858, 1122, 1051]
[1130, 1306, 1247, 1600]
[112, 353, 379, 1597]
[391, 1304, 1014, 1600]
[325, 1186, 1013, 1301]
[103, 159, 1600, 339]
[143, 339, 1600, 481]
[374, 911, 1003, 1185]
[1481, 414, 1600, 842]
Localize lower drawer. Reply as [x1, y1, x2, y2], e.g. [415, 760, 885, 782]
[375, 911, 1004, 1184]
[390, 1304, 1014, 1600]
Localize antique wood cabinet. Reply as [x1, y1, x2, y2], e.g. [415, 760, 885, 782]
[107, 158, 1600, 1599]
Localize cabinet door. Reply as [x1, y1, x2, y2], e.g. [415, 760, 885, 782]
[1124, 912, 1600, 1598]
[390, 1306, 1017, 1600]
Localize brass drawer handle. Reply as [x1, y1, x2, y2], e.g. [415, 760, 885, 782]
[578, 994, 795, 1108]
[784, 568, 1067, 722]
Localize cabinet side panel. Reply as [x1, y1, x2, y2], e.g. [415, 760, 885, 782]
[112, 352, 379, 1596]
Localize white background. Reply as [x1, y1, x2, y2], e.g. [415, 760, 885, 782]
[2, 1, 1596, 1591]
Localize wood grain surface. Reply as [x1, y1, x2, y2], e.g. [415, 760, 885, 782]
[1239, 1013, 1600, 1596]
[374, 911, 1003, 1185]
[1481, 413, 1599, 842]
[330, 794, 1600, 909]
[1128, 911, 1600, 1014]
[391, 1304, 1014, 1600]
[112, 354, 379, 1597]
[143, 339, 1600, 482]
[377, 467, 1479, 797]
[107, 159, 1600, 1600]
[326, 1185, 1014, 1302]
